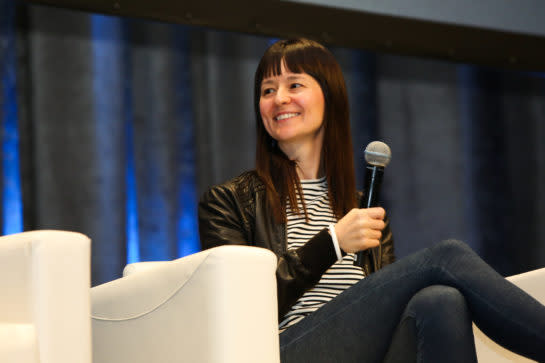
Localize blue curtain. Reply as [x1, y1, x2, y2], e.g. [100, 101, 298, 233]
[4, 3, 200, 285]
[2, 1, 545, 286]
[0, 0, 23, 235]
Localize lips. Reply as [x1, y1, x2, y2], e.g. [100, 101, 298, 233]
[274, 112, 300, 121]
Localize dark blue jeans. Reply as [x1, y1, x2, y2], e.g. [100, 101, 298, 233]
[279, 240, 545, 362]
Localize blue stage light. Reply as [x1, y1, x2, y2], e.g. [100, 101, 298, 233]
[1, 0, 23, 235]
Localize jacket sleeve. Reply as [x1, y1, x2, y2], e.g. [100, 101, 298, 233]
[198, 184, 249, 249]
[198, 183, 338, 319]
[380, 216, 395, 268]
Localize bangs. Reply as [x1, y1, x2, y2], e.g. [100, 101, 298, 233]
[259, 52, 307, 80]
[256, 39, 326, 81]
[259, 52, 284, 79]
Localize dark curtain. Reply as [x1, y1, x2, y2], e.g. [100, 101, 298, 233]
[14, 4, 201, 285]
[2, 1, 544, 286]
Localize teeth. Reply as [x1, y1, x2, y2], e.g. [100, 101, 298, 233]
[275, 113, 299, 121]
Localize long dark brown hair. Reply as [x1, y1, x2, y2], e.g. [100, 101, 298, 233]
[254, 38, 356, 223]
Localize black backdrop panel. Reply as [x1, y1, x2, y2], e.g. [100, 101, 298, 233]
[22, 0, 545, 71]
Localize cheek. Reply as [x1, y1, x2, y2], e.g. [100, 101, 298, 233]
[310, 95, 325, 121]
[318, 94, 326, 119]
[259, 100, 273, 135]
[319, 100, 325, 119]
[306, 88, 325, 116]
[259, 98, 269, 119]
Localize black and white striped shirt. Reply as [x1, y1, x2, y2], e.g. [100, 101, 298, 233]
[279, 177, 364, 330]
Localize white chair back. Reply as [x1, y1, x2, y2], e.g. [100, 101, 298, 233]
[92, 245, 280, 363]
[0, 230, 91, 363]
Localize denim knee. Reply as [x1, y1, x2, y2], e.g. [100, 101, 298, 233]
[405, 285, 467, 320]
[431, 239, 473, 258]
[400, 286, 477, 362]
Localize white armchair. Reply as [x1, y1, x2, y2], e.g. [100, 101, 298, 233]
[91, 245, 280, 363]
[0, 230, 92, 363]
[91, 242, 544, 363]
[474, 267, 545, 362]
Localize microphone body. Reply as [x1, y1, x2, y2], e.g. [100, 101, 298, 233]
[361, 165, 384, 209]
[354, 141, 391, 268]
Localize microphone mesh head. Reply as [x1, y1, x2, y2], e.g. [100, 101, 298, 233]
[364, 141, 392, 167]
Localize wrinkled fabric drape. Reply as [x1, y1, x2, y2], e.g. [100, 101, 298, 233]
[23, 7, 127, 285]
[2, 2, 544, 285]
[13, 4, 200, 285]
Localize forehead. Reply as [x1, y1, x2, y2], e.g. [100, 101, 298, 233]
[261, 72, 309, 84]
[261, 63, 311, 84]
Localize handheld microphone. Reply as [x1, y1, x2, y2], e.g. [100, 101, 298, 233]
[354, 141, 391, 268]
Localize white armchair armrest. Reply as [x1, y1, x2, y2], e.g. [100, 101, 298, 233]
[91, 245, 280, 363]
[474, 267, 545, 362]
[0, 230, 91, 363]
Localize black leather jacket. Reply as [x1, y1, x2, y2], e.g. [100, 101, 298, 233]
[198, 170, 395, 319]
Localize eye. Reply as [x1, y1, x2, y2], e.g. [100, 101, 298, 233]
[290, 83, 303, 89]
[261, 88, 275, 96]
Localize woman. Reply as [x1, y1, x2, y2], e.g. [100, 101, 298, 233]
[199, 38, 545, 362]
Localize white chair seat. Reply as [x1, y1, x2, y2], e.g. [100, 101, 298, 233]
[474, 267, 545, 362]
[0, 323, 38, 363]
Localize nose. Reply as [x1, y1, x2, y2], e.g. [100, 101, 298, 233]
[274, 87, 290, 105]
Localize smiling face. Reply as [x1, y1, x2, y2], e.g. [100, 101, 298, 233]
[259, 63, 325, 153]
[254, 38, 357, 220]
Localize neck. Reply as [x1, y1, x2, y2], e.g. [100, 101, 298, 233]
[279, 136, 324, 180]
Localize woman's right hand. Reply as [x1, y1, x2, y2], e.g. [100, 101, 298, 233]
[334, 207, 386, 253]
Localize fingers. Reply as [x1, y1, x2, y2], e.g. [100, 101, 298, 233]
[357, 225, 382, 248]
[366, 207, 386, 220]
[363, 238, 381, 249]
[355, 208, 385, 231]
[334, 207, 387, 253]
[362, 228, 382, 240]
[363, 217, 385, 231]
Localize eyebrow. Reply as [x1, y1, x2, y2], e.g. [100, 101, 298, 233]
[261, 74, 307, 86]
